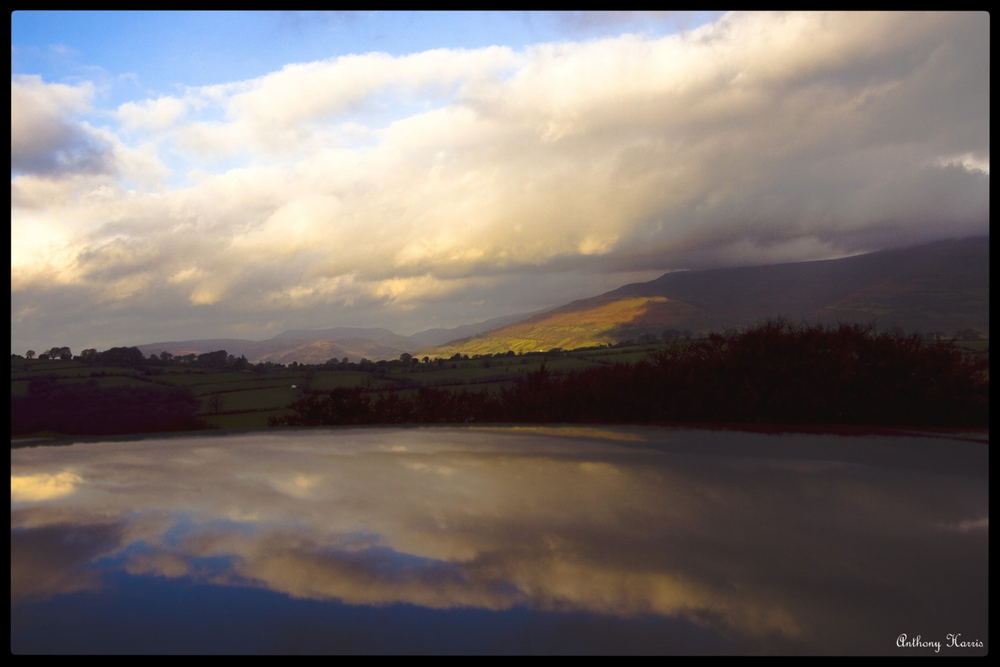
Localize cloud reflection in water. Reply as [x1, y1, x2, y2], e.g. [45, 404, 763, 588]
[10, 427, 988, 654]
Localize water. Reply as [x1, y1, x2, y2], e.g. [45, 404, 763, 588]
[10, 426, 988, 655]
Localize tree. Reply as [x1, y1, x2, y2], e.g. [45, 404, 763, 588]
[95, 346, 146, 368]
[207, 393, 224, 414]
[196, 350, 228, 368]
[46, 346, 70, 360]
[25, 350, 35, 360]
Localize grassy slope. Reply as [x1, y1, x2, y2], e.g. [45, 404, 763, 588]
[422, 296, 684, 357]
[423, 237, 988, 360]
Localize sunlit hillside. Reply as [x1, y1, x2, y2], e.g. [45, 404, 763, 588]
[422, 296, 698, 357]
[423, 236, 988, 359]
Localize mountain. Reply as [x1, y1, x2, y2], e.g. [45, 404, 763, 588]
[135, 237, 987, 363]
[135, 315, 536, 365]
[407, 310, 544, 349]
[272, 326, 412, 345]
[137, 330, 413, 365]
[266, 327, 416, 364]
[422, 236, 988, 357]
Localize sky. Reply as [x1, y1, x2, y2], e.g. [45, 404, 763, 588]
[11, 11, 990, 354]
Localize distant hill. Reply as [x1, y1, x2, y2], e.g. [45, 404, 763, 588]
[423, 236, 988, 358]
[137, 330, 414, 365]
[265, 327, 416, 364]
[135, 314, 537, 365]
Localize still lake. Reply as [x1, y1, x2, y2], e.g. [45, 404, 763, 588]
[11, 425, 988, 655]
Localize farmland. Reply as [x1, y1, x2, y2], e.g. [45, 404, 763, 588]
[12, 322, 989, 439]
[10, 342, 674, 435]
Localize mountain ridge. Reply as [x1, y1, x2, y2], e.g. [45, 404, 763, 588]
[422, 236, 988, 357]
[136, 236, 987, 363]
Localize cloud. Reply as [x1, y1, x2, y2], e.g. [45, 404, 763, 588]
[10, 11, 989, 351]
[172, 45, 518, 160]
[10, 75, 114, 176]
[116, 95, 188, 132]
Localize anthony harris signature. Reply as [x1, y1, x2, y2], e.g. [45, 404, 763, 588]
[897, 633, 984, 653]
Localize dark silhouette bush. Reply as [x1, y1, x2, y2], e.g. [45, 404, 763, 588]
[11, 379, 206, 436]
[273, 321, 987, 429]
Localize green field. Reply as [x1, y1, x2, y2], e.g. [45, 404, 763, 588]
[10, 348, 643, 437]
[11, 334, 987, 438]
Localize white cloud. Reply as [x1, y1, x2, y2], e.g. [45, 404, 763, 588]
[10, 75, 112, 175]
[10, 11, 990, 351]
[116, 95, 187, 132]
[224, 46, 517, 128]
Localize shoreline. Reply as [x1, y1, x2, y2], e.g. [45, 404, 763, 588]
[10, 420, 989, 449]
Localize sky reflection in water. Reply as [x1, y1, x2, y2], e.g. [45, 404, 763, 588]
[11, 426, 988, 655]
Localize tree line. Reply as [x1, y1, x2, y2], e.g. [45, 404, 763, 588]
[271, 321, 988, 429]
